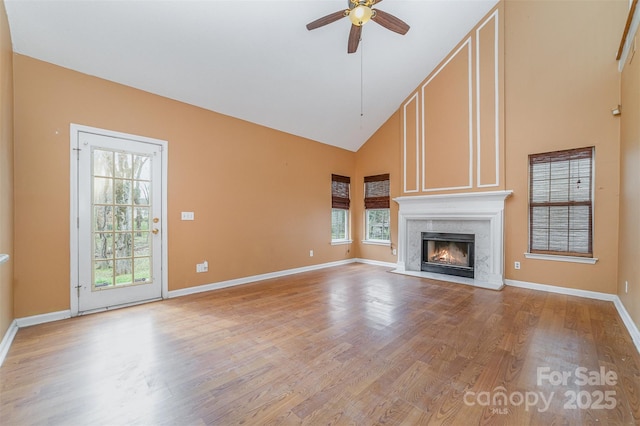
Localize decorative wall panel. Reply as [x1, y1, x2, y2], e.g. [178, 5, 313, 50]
[400, 6, 503, 196]
[403, 92, 419, 193]
[422, 39, 473, 192]
[476, 11, 500, 188]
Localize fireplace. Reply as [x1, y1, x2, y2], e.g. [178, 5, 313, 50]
[393, 191, 512, 290]
[422, 232, 475, 278]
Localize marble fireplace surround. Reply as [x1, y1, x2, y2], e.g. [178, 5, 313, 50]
[393, 190, 513, 290]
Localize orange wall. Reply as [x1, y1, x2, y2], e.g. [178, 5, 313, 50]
[353, 111, 401, 263]
[618, 21, 640, 328]
[503, 0, 625, 293]
[13, 55, 355, 317]
[0, 0, 14, 337]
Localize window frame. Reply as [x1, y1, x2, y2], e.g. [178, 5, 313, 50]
[331, 174, 351, 244]
[527, 147, 595, 260]
[364, 208, 391, 243]
[363, 174, 391, 244]
[331, 208, 350, 244]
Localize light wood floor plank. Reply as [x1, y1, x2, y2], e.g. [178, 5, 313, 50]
[1, 264, 639, 424]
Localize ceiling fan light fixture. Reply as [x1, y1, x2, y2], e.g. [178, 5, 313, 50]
[349, 4, 374, 26]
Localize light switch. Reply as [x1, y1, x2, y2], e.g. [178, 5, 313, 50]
[181, 212, 195, 220]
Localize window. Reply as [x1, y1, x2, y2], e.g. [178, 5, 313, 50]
[331, 209, 348, 241]
[529, 147, 593, 257]
[331, 174, 350, 242]
[364, 174, 390, 242]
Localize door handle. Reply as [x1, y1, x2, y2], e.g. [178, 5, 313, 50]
[152, 228, 159, 235]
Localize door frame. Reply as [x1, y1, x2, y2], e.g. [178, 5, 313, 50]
[70, 124, 169, 316]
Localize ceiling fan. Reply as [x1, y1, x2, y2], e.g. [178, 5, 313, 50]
[306, 0, 410, 54]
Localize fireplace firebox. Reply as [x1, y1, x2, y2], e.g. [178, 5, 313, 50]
[421, 232, 475, 278]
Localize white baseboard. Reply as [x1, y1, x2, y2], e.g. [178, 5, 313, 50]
[0, 310, 72, 367]
[355, 258, 397, 268]
[505, 279, 640, 354]
[168, 259, 358, 298]
[0, 320, 18, 367]
[504, 279, 617, 301]
[15, 310, 71, 328]
[612, 297, 640, 355]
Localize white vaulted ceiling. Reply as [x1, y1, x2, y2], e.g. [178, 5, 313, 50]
[5, 0, 498, 151]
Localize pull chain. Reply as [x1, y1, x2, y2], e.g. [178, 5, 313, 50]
[360, 37, 364, 128]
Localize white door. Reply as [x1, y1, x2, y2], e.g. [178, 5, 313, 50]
[75, 129, 165, 313]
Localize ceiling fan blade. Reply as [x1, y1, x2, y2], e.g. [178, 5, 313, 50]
[371, 9, 410, 35]
[306, 10, 347, 30]
[347, 24, 362, 54]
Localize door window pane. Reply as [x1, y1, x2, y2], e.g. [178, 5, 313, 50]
[93, 150, 113, 177]
[134, 232, 151, 257]
[115, 206, 133, 231]
[134, 208, 150, 231]
[133, 155, 151, 180]
[134, 258, 151, 283]
[114, 179, 132, 204]
[91, 148, 153, 290]
[133, 181, 151, 205]
[114, 233, 132, 258]
[94, 260, 114, 288]
[93, 178, 113, 204]
[94, 233, 113, 260]
[94, 206, 113, 231]
[114, 152, 132, 178]
[115, 259, 133, 285]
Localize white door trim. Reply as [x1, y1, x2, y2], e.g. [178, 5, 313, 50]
[70, 124, 168, 316]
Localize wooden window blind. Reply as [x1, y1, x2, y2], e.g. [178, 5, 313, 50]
[331, 174, 350, 210]
[529, 147, 593, 257]
[364, 174, 390, 209]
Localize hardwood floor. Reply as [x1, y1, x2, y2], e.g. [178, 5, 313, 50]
[1, 264, 639, 425]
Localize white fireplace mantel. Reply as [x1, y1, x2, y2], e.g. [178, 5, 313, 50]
[393, 190, 513, 290]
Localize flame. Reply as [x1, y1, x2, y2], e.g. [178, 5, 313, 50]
[430, 245, 467, 266]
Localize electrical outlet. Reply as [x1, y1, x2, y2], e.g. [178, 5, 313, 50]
[392, 248, 397, 256]
[309, 250, 314, 257]
[514, 261, 521, 270]
[196, 261, 208, 273]
[181, 211, 195, 221]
